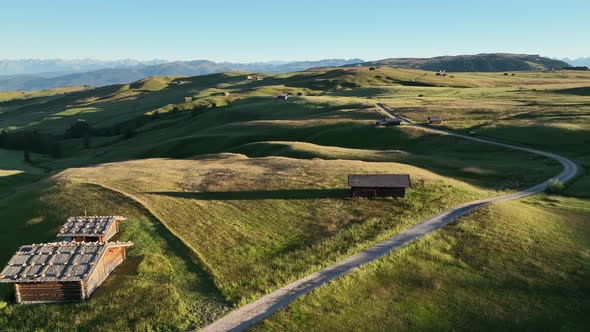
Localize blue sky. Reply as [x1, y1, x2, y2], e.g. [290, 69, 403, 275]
[1, 0, 589, 61]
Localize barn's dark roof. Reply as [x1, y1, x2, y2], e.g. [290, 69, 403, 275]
[0, 241, 133, 283]
[57, 216, 125, 238]
[348, 174, 411, 188]
[376, 118, 401, 125]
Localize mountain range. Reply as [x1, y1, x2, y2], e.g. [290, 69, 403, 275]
[561, 57, 590, 67]
[0, 54, 575, 92]
[0, 59, 168, 76]
[0, 59, 364, 91]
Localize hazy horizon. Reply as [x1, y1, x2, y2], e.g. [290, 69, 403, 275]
[1, 54, 588, 63]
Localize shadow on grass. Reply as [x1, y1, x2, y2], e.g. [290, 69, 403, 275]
[147, 188, 351, 200]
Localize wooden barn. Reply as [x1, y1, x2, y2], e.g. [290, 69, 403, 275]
[376, 118, 401, 127]
[0, 241, 133, 304]
[428, 116, 443, 124]
[57, 216, 126, 243]
[348, 174, 411, 198]
[276, 93, 288, 101]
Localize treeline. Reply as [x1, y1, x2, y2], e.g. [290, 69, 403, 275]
[0, 129, 63, 158]
[562, 66, 589, 71]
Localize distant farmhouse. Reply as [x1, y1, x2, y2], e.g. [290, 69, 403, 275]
[276, 93, 288, 101]
[247, 75, 263, 81]
[184, 97, 193, 102]
[428, 116, 443, 124]
[348, 174, 411, 198]
[57, 216, 126, 243]
[375, 118, 401, 127]
[0, 241, 133, 304]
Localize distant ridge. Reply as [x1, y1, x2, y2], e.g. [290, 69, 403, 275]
[0, 59, 168, 76]
[0, 58, 363, 91]
[561, 57, 590, 67]
[357, 53, 569, 72]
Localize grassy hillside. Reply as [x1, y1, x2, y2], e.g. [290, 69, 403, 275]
[0, 65, 588, 331]
[0, 180, 229, 331]
[0, 148, 45, 197]
[55, 154, 488, 303]
[361, 53, 570, 72]
[257, 195, 590, 331]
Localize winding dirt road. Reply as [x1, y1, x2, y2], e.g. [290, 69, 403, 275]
[200, 103, 578, 332]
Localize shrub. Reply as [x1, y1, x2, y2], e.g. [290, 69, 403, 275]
[64, 119, 91, 138]
[545, 179, 564, 194]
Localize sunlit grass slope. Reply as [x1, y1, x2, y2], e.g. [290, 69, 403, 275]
[257, 195, 590, 331]
[57, 154, 489, 303]
[0, 180, 229, 331]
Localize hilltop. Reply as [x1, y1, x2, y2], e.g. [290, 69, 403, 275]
[359, 53, 569, 72]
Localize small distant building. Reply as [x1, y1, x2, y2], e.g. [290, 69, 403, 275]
[427, 116, 443, 124]
[375, 118, 401, 127]
[276, 94, 288, 101]
[57, 216, 126, 243]
[184, 97, 193, 103]
[348, 174, 411, 198]
[369, 67, 377, 71]
[247, 75, 263, 81]
[222, 91, 231, 96]
[0, 241, 133, 304]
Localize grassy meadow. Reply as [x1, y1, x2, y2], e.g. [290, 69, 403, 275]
[0, 66, 588, 330]
[256, 195, 590, 331]
[0, 180, 229, 331]
[55, 154, 488, 303]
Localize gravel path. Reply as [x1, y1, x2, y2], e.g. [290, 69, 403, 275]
[200, 104, 578, 332]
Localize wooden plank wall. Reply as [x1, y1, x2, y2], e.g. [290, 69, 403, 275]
[15, 282, 83, 303]
[85, 247, 125, 297]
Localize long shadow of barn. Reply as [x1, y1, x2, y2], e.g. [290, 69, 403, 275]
[147, 188, 350, 200]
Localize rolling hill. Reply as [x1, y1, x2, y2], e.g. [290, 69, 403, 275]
[0, 59, 364, 91]
[359, 53, 569, 72]
[0, 65, 589, 331]
[1, 54, 570, 92]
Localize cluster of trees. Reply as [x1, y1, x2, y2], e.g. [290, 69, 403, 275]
[0, 100, 223, 160]
[563, 66, 589, 71]
[0, 129, 62, 158]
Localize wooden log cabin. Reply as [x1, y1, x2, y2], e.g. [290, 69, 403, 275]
[0, 241, 133, 304]
[57, 216, 126, 243]
[428, 116, 443, 124]
[348, 174, 411, 198]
